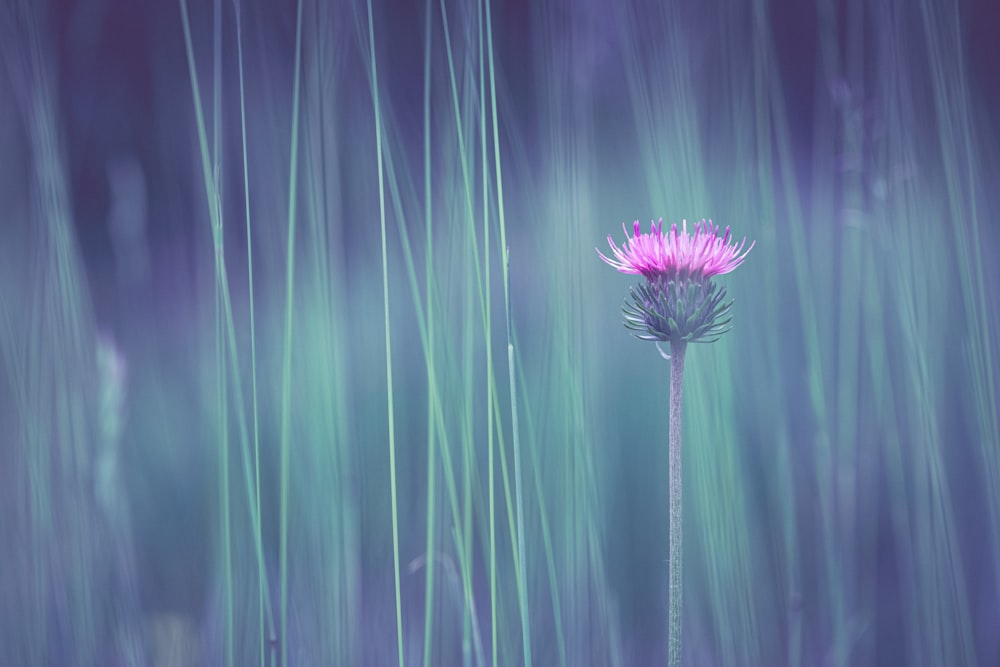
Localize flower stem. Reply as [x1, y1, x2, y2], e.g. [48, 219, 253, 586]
[668, 341, 687, 667]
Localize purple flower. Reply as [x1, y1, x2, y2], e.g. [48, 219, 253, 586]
[597, 218, 754, 282]
[598, 218, 754, 344]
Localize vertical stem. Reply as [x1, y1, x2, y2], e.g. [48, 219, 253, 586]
[364, 1, 405, 664]
[668, 341, 687, 667]
[506, 249, 532, 667]
[421, 2, 436, 666]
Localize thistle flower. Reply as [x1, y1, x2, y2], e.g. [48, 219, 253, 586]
[597, 217, 753, 667]
[598, 218, 754, 344]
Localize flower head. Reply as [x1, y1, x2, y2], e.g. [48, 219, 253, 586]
[597, 218, 754, 281]
[599, 218, 754, 345]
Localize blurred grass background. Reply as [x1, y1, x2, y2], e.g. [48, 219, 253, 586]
[1, 0, 998, 665]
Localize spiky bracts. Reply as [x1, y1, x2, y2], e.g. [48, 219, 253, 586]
[624, 277, 733, 344]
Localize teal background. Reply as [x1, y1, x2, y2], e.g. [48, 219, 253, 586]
[1, 0, 998, 664]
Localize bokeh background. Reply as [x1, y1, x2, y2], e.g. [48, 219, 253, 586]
[1, 0, 999, 665]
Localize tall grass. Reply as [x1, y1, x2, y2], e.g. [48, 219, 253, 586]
[0, 0, 998, 665]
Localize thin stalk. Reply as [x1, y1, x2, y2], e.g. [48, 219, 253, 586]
[217, 278, 234, 667]
[210, 2, 231, 646]
[278, 0, 305, 664]
[514, 328, 567, 667]
[364, 0, 405, 664]
[436, 3, 489, 658]
[668, 341, 686, 667]
[505, 249, 531, 667]
[421, 0, 437, 664]
[231, 1, 268, 663]
[483, 0, 531, 663]
[475, 3, 498, 665]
